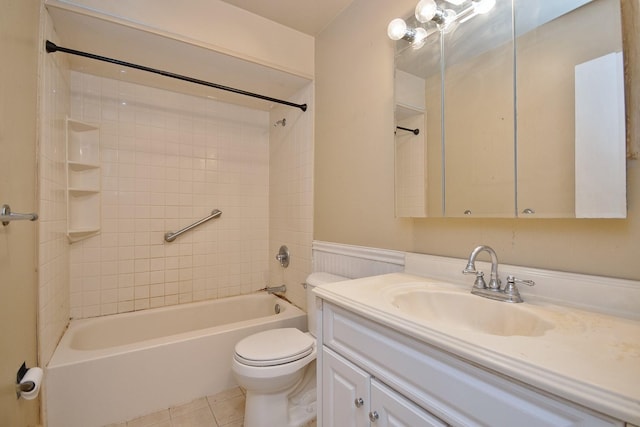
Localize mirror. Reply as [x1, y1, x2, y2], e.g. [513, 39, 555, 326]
[443, 0, 515, 217]
[515, 0, 626, 218]
[393, 0, 626, 218]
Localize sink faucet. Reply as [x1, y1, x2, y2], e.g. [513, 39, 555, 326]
[463, 245, 501, 290]
[462, 245, 535, 303]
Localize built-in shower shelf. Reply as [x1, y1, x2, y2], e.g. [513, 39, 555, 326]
[396, 104, 425, 121]
[68, 162, 99, 171]
[66, 117, 101, 242]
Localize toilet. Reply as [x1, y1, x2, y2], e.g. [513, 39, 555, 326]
[232, 272, 347, 427]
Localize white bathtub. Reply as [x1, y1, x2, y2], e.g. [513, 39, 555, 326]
[45, 294, 307, 427]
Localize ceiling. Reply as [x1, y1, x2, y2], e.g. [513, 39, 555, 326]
[219, 0, 355, 36]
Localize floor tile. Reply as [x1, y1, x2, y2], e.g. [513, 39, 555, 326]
[171, 405, 218, 427]
[206, 386, 244, 403]
[127, 409, 171, 427]
[209, 395, 245, 426]
[170, 397, 211, 419]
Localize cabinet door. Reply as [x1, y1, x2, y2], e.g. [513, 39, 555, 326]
[370, 379, 447, 427]
[322, 347, 370, 427]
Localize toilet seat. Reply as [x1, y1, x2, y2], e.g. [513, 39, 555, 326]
[234, 328, 314, 367]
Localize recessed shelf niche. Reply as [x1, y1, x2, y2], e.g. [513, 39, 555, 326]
[66, 117, 101, 242]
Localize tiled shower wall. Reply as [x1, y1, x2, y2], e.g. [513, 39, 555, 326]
[38, 12, 72, 364]
[268, 86, 314, 311]
[69, 71, 273, 318]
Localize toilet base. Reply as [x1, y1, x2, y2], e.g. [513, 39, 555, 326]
[243, 361, 316, 427]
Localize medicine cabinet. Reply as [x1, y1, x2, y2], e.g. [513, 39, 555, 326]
[393, 0, 626, 218]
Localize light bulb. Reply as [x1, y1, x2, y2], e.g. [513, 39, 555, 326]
[473, 0, 496, 14]
[411, 27, 429, 49]
[415, 0, 437, 23]
[387, 18, 408, 40]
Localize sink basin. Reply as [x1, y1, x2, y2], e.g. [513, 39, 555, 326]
[389, 288, 554, 337]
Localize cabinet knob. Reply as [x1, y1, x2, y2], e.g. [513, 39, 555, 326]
[369, 411, 379, 422]
[354, 397, 364, 408]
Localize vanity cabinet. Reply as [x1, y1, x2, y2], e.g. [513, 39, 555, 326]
[66, 118, 101, 242]
[323, 346, 446, 426]
[318, 302, 623, 427]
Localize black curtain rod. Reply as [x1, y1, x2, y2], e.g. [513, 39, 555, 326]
[396, 126, 419, 135]
[45, 40, 307, 112]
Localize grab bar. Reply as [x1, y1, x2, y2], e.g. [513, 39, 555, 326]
[164, 209, 222, 242]
[1, 204, 38, 226]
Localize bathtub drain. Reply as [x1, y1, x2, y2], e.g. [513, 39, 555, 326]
[274, 303, 281, 314]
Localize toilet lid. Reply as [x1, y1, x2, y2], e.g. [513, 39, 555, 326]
[234, 328, 314, 367]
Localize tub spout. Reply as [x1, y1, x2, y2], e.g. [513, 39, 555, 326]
[260, 285, 286, 294]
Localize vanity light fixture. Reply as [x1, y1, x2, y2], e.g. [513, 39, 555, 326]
[387, 18, 428, 43]
[415, 0, 447, 25]
[388, 0, 495, 47]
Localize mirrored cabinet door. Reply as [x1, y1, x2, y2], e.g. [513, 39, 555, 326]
[442, 1, 515, 217]
[394, 25, 443, 217]
[515, 0, 626, 218]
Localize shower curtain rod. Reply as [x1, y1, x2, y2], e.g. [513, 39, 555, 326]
[395, 126, 419, 135]
[45, 40, 307, 112]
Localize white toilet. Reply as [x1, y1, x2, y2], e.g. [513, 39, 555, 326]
[232, 272, 347, 427]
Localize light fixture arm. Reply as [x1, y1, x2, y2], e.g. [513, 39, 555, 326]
[431, 8, 448, 25]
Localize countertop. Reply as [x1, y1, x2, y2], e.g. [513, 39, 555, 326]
[314, 272, 640, 424]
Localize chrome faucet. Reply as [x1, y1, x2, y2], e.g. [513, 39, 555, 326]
[462, 245, 534, 303]
[262, 285, 286, 294]
[463, 245, 501, 290]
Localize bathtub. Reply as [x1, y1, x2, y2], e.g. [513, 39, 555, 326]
[45, 293, 307, 427]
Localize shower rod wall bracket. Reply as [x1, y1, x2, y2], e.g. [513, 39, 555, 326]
[45, 41, 307, 112]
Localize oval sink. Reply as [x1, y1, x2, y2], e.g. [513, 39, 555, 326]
[390, 289, 554, 337]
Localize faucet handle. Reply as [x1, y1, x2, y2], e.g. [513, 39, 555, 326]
[503, 275, 535, 303]
[472, 271, 487, 289]
[506, 275, 535, 287]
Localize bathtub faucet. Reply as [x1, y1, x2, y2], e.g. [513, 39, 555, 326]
[261, 285, 287, 294]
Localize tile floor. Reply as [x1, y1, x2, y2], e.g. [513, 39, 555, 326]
[104, 387, 245, 427]
[104, 387, 317, 427]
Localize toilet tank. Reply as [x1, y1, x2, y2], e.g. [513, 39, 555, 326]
[305, 272, 348, 337]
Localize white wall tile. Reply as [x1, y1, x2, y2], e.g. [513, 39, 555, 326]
[38, 13, 72, 365]
[68, 72, 271, 317]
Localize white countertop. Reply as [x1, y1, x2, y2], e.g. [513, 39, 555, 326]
[314, 272, 640, 424]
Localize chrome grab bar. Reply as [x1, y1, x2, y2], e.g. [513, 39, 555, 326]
[164, 209, 222, 242]
[1, 204, 38, 226]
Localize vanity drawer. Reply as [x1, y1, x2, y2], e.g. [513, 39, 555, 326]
[322, 302, 622, 427]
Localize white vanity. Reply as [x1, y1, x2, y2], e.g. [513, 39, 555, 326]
[314, 253, 640, 426]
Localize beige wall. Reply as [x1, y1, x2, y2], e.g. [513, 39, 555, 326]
[315, 0, 415, 250]
[0, 0, 40, 425]
[315, 0, 640, 281]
